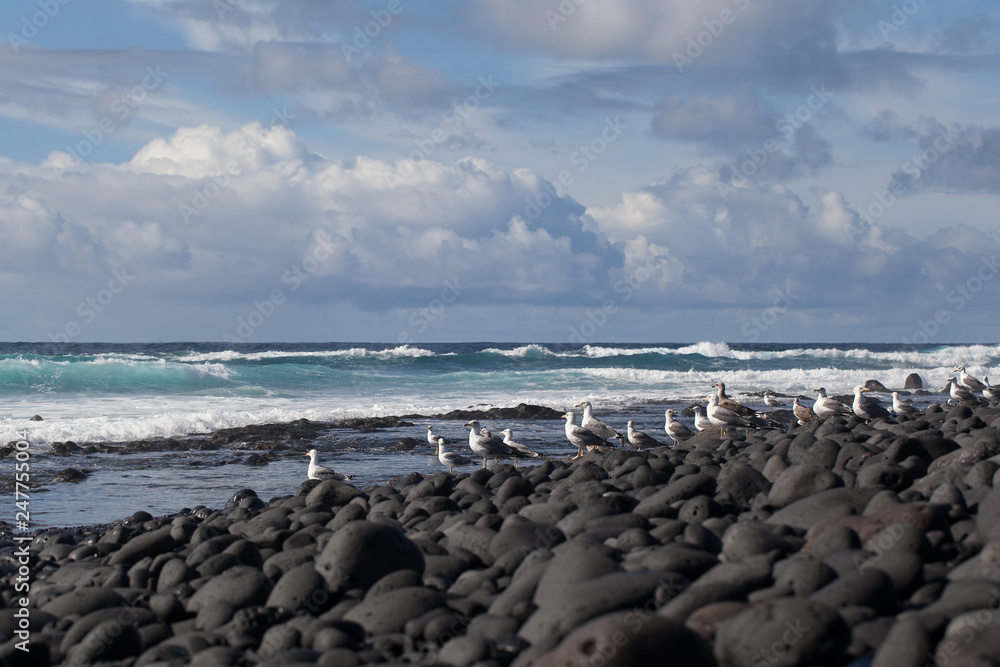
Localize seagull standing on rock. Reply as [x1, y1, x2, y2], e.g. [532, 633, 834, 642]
[574, 401, 624, 444]
[627, 420, 663, 449]
[706, 394, 749, 436]
[851, 386, 891, 422]
[764, 391, 782, 407]
[954, 366, 987, 392]
[464, 420, 512, 468]
[436, 437, 472, 474]
[692, 406, 713, 432]
[305, 449, 353, 481]
[792, 398, 818, 424]
[984, 377, 1000, 403]
[713, 383, 756, 417]
[946, 378, 974, 405]
[663, 410, 693, 445]
[500, 429, 543, 466]
[563, 411, 612, 459]
[812, 388, 852, 418]
[891, 392, 917, 416]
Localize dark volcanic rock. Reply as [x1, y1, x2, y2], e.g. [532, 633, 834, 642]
[904, 373, 924, 390]
[314, 520, 425, 593]
[714, 598, 850, 667]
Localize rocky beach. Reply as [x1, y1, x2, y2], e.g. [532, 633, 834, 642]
[2, 389, 1000, 667]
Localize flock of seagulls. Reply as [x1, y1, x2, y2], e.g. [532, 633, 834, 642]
[304, 365, 999, 479]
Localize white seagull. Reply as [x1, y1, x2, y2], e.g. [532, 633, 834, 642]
[851, 385, 890, 421]
[706, 394, 749, 435]
[305, 449, 353, 481]
[436, 437, 472, 474]
[500, 429, 543, 465]
[763, 391, 782, 407]
[563, 411, 613, 459]
[954, 366, 987, 392]
[812, 388, 852, 418]
[946, 378, 974, 405]
[574, 401, 624, 444]
[891, 392, 917, 416]
[663, 410, 693, 445]
[983, 377, 1000, 402]
[627, 420, 663, 449]
[426, 425, 449, 447]
[465, 421, 512, 468]
[692, 406, 713, 432]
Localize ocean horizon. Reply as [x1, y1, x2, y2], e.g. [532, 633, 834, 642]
[3, 340, 998, 527]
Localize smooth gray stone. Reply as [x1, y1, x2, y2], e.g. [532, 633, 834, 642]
[342, 586, 444, 635]
[314, 521, 424, 593]
[658, 554, 773, 622]
[767, 464, 843, 509]
[266, 562, 332, 613]
[810, 567, 896, 614]
[633, 472, 717, 518]
[721, 522, 791, 561]
[766, 488, 880, 530]
[531, 611, 715, 667]
[185, 566, 273, 613]
[714, 598, 850, 667]
[40, 587, 131, 618]
[519, 571, 665, 646]
[64, 619, 142, 664]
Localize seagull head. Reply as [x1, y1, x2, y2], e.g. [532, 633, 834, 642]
[464, 420, 482, 430]
[305, 449, 317, 458]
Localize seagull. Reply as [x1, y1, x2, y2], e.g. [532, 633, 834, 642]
[984, 377, 1000, 403]
[851, 385, 891, 422]
[692, 406, 713, 432]
[500, 428, 544, 466]
[627, 420, 664, 449]
[812, 388, 852, 418]
[305, 449, 353, 481]
[954, 366, 987, 392]
[563, 411, 613, 459]
[713, 382, 756, 418]
[891, 392, 917, 416]
[574, 401, 624, 444]
[663, 410, 693, 445]
[465, 420, 512, 468]
[946, 378, 974, 405]
[706, 394, 749, 436]
[427, 425, 448, 447]
[763, 391, 782, 407]
[436, 437, 473, 474]
[792, 397, 818, 424]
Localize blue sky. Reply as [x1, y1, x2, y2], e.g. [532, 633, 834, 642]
[2, 0, 1000, 344]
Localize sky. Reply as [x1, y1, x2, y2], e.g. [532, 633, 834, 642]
[2, 0, 1000, 345]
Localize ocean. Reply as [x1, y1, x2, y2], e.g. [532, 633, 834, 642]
[2, 341, 998, 527]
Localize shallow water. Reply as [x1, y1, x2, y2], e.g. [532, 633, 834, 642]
[2, 340, 995, 526]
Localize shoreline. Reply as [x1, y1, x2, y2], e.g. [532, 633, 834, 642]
[2, 397, 999, 664]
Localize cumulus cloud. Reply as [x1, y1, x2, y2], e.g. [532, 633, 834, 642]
[891, 122, 1000, 194]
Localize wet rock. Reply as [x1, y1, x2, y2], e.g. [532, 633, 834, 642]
[315, 520, 425, 593]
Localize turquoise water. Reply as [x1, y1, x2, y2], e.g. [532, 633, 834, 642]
[1, 341, 998, 526]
